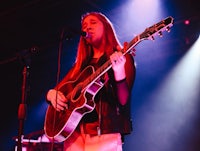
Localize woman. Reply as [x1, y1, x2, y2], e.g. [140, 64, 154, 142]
[46, 12, 136, 151]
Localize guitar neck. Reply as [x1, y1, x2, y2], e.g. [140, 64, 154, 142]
[83, 16, 174, 89]
[83, 36, 141, 88]
[83, 60, 112, 88]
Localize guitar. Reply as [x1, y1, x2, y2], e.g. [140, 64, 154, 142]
[44, 16, 174, 142]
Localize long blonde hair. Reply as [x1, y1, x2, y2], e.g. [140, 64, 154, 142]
[69, 12, 122, 79]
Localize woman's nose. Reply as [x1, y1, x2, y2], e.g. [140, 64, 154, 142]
[86, 25, 92, 31]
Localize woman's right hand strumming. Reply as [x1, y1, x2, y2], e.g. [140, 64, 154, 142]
[46, 89, 68, 111]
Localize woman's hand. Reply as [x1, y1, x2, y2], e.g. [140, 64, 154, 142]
[110, 51, 126, 81]
[46, 89, 68, 111]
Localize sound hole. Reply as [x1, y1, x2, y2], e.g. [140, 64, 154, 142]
[71, 83, 82, 102]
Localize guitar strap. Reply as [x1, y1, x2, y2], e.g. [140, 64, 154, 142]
[97, 97, 102, 136]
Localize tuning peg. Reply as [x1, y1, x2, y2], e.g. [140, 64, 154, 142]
[158, 31, 163, 37]
[166, 26, 171, 32]
[150, 36, 155, 41]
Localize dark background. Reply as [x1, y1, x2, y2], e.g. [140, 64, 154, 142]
[0, 0, 199, 150]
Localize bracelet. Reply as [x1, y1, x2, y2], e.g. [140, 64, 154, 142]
[115, 78, 126, 83]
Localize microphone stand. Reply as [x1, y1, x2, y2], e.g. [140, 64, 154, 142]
[16, 49, 31, 151]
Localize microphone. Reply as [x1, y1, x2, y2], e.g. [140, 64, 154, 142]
[80, 31, 87, 37]
[80, 31, 91, 38]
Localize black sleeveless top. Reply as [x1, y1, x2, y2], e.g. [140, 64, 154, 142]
[80, 54, 133, 136]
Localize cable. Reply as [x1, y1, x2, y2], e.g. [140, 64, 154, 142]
[50, 27, 65, 151]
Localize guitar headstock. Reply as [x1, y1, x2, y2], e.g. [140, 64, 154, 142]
[140, 16, 174, 40]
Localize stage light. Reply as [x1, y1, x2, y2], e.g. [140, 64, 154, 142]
[184, 19, 190, 25]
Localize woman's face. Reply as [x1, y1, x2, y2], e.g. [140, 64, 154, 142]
[82, 15, 104, 46]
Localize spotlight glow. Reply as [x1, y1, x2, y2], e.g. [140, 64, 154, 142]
[138, 36, 200, 150]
